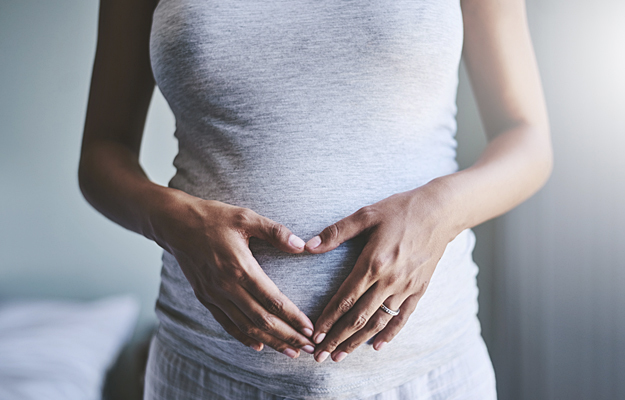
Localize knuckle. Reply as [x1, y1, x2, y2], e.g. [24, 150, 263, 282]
[345, 340, 361, 353]
[327, 338, 341, 350]
[270, 222, 288, 240]
[235, 272, 250, 287]
[230, 268, 248, 285]
[240, 323, 258, 337]
[368, 255, 391, 278]
[413, 279, 429, 297]
[356, 206, 379, 225]
[402, 276, 416, 291]
[391, 312, 410, 330]
[215, 273, 236, 292]
[395, 315, 408, 327]
[323, 223, 340, 242]
[385, 271, 404, 286]
[351, 314, 368, 330]
[233, 208, 255, 229]
[320, 320, 335, 332]
[254, 313, 276, 332]
[265, 296, 285, 315]
[372, 316, 389, 332]
[285, 335, 301, 347]
[272, 342, 288, 353]
[337, 297, 355, 314]
[216, 278, 234, 293]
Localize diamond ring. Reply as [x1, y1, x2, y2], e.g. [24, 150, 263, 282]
[379, 303, 400, 316]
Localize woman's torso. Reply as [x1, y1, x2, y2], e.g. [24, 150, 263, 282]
[149, 0, 482, 398]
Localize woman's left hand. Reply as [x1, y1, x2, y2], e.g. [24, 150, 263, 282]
[304, 181, 461, 363]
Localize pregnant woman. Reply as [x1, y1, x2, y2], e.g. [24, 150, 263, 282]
[79, 0, 553, 398]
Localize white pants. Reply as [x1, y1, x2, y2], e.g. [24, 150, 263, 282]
[144, 331, 497, 400]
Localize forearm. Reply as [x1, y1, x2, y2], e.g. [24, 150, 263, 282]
[304, 122, 554, 358]
[78, 140, 190, 249]
[424, 123, 553, 237]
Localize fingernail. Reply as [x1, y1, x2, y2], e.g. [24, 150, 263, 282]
[251, 343, 263, 351]
[334, 351, 348, 362]
[314, 333, 326, 344]
[302, 328, 313, 337]
[316, 351, 330, 363]
[301, 345, 315, 354]
[283, 348, 299, 359]
[374, 341, 387, 351]
[307, 236, 322, 249]
[289, 234, 305, 249]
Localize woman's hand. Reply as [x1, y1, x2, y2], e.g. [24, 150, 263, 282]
[300, 0, 555, 364]
[151, 191, 317, 359]
[304, 181, 460, 363]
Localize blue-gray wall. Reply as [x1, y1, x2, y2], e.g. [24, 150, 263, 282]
[0, 1, 176, 329]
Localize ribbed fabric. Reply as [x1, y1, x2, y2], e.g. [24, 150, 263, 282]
[144, 328, 497, 400]
[148, 0, 495, 398]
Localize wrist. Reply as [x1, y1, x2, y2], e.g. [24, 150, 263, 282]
[414, 175, 469, 242]
[142, 186, 200, 252]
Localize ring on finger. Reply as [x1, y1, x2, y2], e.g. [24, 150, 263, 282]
[379, 303, 400, 316]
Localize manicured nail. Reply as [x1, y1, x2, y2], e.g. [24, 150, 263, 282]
[301, 345, 315, 354]
[283, 348, 299, 359]
[289, 234, 305, 249]
[374, 341, 387, 351]
[307, 236, 322, 249]
[302, 328, 313, 337]
[314, 333, 326, 344]
[334, 351, 348, 362]
[316, 351, 330, 363]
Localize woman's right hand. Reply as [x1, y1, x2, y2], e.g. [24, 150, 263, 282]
[151, 190, 316, 359]
[78, 0, 314, 360]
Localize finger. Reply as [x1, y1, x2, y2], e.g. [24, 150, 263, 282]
[330, 295, 402, 361]
[228, 284, 316, 351]
[218, 298, 307, 359]
[314, 284, 395, 362]
[305, 206, 377, 254]
[372, 294, 420, 351]
[202, 301, 264, 351]
[242, 209, 306, 253]
[312, 242, 377, 343]
[237, 250, 315, 337]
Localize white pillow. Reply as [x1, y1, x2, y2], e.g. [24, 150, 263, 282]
[0, 295, 139, 400]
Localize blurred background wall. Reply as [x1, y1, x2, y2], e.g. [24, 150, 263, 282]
[0, 1, 623, 399]
[0, 1, 176, 332]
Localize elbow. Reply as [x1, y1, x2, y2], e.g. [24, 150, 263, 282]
[544, 143, 554, 183]
[533, 122, 554, 191]
[507, 120, 554, 194]
[77, 162, 88, 201]
[77, 159, 90, 205]
[77, 149, 96, 206]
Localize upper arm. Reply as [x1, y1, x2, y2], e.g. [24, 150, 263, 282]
[460, 0, 550, 141]
[81, 0, 159, 156]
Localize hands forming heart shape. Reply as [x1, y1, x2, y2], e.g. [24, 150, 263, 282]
[154, 180, 459, 363]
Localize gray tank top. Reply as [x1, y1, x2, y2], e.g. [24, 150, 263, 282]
[149, 0, 482, 398]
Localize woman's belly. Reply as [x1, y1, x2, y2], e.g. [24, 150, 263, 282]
[154, 225, 481, 399]
[248, 234, 367, 321]
[155, 118, 479, 398]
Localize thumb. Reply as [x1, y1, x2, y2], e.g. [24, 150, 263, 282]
[246, 212, 306, 254]
[305, 207, 373, 254]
